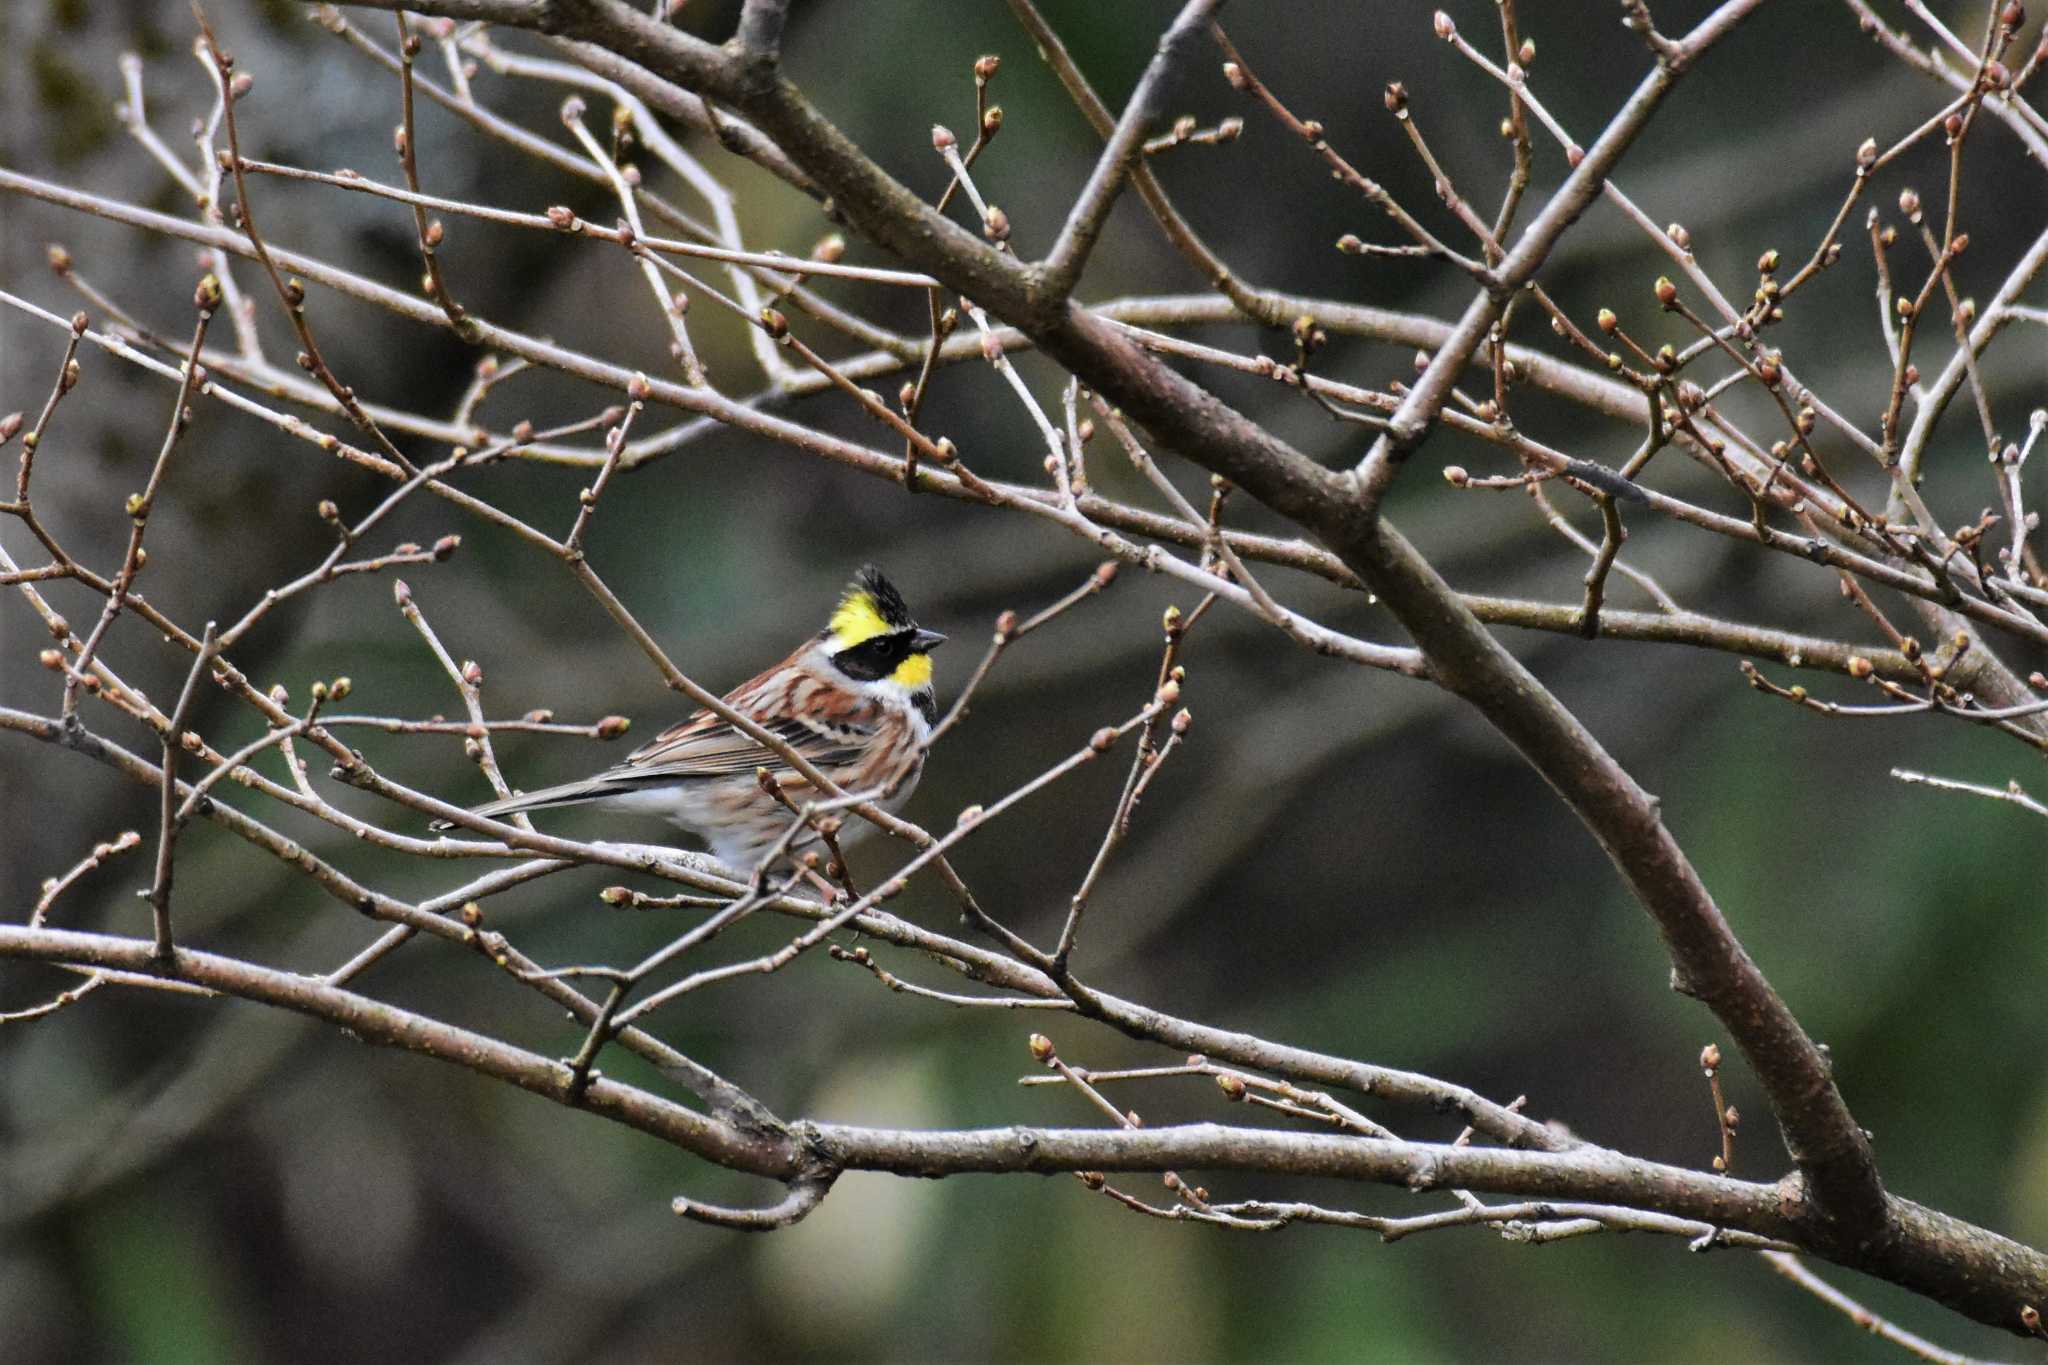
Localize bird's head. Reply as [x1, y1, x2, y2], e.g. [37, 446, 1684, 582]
[822, 565, 945, 694]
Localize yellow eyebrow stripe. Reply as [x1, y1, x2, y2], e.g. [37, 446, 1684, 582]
[829, 590, 892, 647]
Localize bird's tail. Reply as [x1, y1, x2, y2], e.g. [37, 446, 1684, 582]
[430, 774, 646, 832]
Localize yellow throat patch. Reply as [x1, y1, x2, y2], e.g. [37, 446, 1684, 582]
[890, 652, 933, 689]
[829, 589, 892, 648]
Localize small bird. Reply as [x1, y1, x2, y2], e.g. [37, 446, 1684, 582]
[442, 566, 944, 869]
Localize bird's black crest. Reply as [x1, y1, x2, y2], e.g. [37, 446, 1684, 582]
[855, 564, 914, 629]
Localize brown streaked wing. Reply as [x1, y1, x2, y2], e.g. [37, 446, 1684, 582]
[612, 659, 879, 782]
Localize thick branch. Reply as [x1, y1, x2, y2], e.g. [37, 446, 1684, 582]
[1, 922, 2042, 1333]
[1037, 0, 1221, 301]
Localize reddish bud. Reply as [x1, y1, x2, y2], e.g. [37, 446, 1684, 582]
[1028, 1033, 1054, 1062]
[931, 123, 957, 153]
[1433, 9, 1455, 39]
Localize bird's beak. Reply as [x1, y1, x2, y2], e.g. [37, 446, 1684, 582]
[910, 628, 947, 651]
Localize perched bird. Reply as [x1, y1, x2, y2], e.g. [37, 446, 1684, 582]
[441, 566, 944, 869]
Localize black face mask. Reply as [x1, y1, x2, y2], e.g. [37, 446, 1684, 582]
[831, 631, 917, 682]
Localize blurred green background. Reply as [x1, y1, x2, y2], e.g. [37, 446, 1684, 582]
[3, 1, 2046, 1360]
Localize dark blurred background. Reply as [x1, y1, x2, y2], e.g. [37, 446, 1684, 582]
[4, 1, 2046, 1360]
